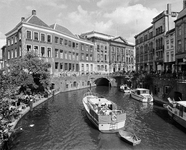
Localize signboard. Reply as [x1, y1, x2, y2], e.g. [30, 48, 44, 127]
[171, 12, 178, 17]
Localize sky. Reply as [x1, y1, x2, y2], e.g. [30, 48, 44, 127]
[0, 0, 183, 48]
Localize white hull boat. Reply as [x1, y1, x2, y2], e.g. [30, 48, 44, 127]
[166, 97, 186, 128]
[130, 88, 153, 103]
[82, 91, 126, 133]
[119, 84, 131, 94]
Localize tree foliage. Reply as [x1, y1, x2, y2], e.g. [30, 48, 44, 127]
[6, 51, 51, 95]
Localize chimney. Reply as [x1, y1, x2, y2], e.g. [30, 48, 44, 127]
[184, 0, 186, 9]
[167, 4, 171, 14]
[21, 17, 25, 22]
[32, 10, 36, 15]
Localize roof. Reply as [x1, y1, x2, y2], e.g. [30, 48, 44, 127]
[136, 88, 149, 91]
[26, 15, 49, 28]
[176, 8, 186, 21]
[50, 23, 75, 36]
[166, 28, 175, 35]
[177, 101, 186, 107]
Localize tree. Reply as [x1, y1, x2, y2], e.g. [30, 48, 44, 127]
[8, 51, 51, 95]
[0, 69, 10, 99]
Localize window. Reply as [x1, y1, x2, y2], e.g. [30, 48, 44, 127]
[15, 36, 17, 43]
[72, 42, 75, 48]
[26, 45, 32, 52]
[178, 40, 182, 52]
[11, 50, 14, 58]
[55, 49, 58, 58]
[86, 45, 88, 51]
[69, 41, 71, 47]
[76, 53, 79, 61]
[81, 64, 84, 71]
[60, 38, 63, 45]
[34, 32, 39, 41]
[64, 39, 68, 46]
[55, 37, 59, 43]
[33, 46, 39, 56]
[166, 52, 169, 62]
[86, 54, 88, 60]
[11, 37, 13, 45]
[86, 64, 89, 71]
[69, 52, 71, 60]
[55, 62, 58, 70]
[19, 31, 21, 40]
[19, 46, 22, 57]
[171, 51, 174, 62]
[41, 47, 45, 57]
[8, 40, 10, 46]
[47, 35, 51, 43]
[178, 26, 182, 36]
[15, 48, 17, 58]
[47, 47, 52, 57]
[8, 51, 10, 59]
[65, 52, 67, 59]
[41, 33, 45, 42]
[81, 53, 84, 60]
[27, 31, 32, 40]
[73, 52, 75, 60]
[60, 50, 63, 58]
[60, 63, 63, 70]
[76, 43, 79, 49]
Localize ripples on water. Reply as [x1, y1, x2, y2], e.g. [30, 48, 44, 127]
[10, 87, 186, 150]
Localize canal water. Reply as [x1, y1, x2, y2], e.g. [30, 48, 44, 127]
[10, 87, 186, 150]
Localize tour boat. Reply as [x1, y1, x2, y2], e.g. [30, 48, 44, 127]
[166, 97, 186, 128]
[118, 130, 141, 146]
[82, 91, 126, 133]
[130, 88, 153, 103]
[119, 84, 131, 94]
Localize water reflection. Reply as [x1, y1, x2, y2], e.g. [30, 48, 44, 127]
[10, 87, 186, 150]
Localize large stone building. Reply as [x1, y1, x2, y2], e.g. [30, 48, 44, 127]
[175, 0, 186, 73]
[135, 4, 178, 73]
[80, 31, 135, 74]
[5, 10, 94, 76]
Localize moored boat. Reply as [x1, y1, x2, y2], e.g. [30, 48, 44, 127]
[118, 130, 141, 146]
[130, 88, 153, 103]
[166, 97, 186, 128]
[119, 84, 132, 94]
[82, 91, 126, 133]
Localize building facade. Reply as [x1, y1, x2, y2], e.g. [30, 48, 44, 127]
[80, 31, 135, 74]
[175, 0, 186, 73]
[5, 10, 94, 76]
[164, 28, 175, 73]
[135, 4, 178, 73]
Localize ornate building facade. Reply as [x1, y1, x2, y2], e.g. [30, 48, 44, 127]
[80, 31, 135, 74]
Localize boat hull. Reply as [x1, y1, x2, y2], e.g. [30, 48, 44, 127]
[118, 130, 141, 146]
[85, 109, 126, 133]
[82, 92, 126, 133]
[130, 93, 153, 103]
[167, 107, 186, 129]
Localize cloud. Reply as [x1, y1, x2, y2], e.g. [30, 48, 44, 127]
[46, 1, 67, 9]
[27, 0, 67, 9]
[102, 4, 158, 42]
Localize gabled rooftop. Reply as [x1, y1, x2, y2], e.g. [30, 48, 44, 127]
[50, 23, 74, 37]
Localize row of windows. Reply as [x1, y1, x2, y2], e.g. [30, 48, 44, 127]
[7, 46, 22, 59]
[27, 30, 52, 43]
[81, 64, 93, 72]
[55, 49, 79, 61]
[55, 62, 79, 71]
[7, 31, 22, 46]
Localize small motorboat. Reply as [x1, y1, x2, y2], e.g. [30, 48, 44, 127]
[118, 130, 141, 146]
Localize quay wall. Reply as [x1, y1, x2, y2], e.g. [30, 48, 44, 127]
[152, 77, 186, 101]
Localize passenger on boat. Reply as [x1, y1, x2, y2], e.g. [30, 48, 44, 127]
[98, 99, 101, 112]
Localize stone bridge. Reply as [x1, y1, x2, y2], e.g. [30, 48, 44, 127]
[88, 74, 126, 87]
[52, 74, 127, 93]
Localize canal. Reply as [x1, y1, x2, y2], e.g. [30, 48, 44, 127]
[10, 87, 186, 150]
